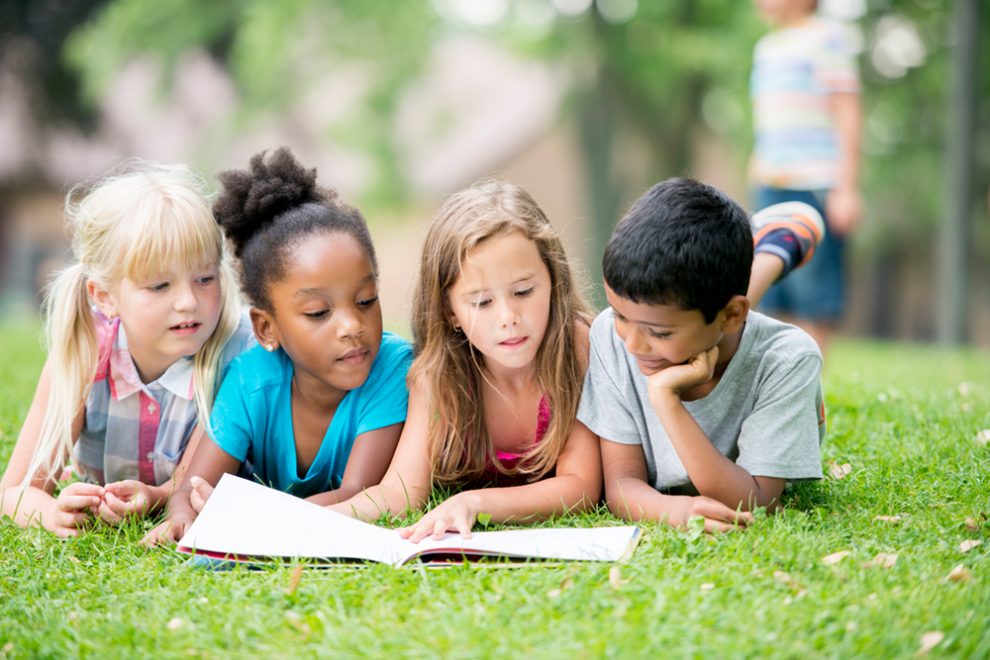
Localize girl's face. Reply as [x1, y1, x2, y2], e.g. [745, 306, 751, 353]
[95, 262, 223, 382]
[447, 231, 552, 375]
[259, 232, 382, 398]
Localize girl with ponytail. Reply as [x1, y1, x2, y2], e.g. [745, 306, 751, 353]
[0, 163, 253, 537]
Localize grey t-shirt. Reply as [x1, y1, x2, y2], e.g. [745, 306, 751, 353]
[578, 309, 825, 493]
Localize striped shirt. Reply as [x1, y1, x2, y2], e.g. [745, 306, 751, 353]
[750, 16, 859, 190]
[73, 310, 254, 486]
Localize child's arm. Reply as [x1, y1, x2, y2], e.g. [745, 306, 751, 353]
[325, 378, 434, 521]
[0, 359, 101, 537]
[140, 433, 240, 546]
[601, 438, 752, 533]
[826, 90, 862, 235]
[304, 422, 403, 506]
[398, 419, 602, 542]
[647, 346, 786, 511]
[651, 343, 826, 512]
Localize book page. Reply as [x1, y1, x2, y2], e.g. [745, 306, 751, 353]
[178, 475, 641, 567]
[177, 474, 404, 564]
[398, 526, 641, 564]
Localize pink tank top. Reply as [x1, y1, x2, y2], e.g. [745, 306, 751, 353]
[490, 394, 552, 470]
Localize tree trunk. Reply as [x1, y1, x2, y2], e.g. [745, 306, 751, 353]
[937, 0, 981, 344]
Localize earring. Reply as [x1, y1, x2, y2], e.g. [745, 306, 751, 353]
[264, 343, 276, 352]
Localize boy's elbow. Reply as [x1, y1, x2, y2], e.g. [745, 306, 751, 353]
[725, 488, 783, 514]
[605, 495, 640, 522]
[751, 494, 783, 514]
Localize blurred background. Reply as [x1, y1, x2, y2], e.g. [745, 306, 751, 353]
[0, 0, 987, 344]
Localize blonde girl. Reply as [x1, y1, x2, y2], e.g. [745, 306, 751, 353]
[327, 180, 602, 538]
[0, 164, 251, 537]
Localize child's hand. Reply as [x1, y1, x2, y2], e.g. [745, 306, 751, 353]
[666, 495, 752, 533]
[99, 480, 152, 523]
[189, 476, 214, 514]
[50, 482, 104, 538]
[397, 493, 480, 543]
[648, 345, 719, 401]
[140, 514, 192, 547]
[826, 187, 862, 236]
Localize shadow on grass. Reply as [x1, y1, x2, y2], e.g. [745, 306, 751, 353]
[781, 480, 838, 513]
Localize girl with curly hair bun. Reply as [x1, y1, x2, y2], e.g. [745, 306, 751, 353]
[148, 147, 412, 544]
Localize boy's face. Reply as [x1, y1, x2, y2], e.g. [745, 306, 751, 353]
[605, 285, 725, 377]
[753, 0, 815, 25]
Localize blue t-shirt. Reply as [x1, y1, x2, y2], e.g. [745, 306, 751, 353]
[208, 332, 413, 497]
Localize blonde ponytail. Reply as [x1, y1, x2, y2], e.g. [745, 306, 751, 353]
[22, 161, 240, 485]
[24, 263, 98, 485]
[191, 257, 241, 432]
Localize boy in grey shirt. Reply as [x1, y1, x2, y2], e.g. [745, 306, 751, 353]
[578, 178, 826, 532]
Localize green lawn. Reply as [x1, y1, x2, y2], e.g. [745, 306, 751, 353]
[1, 321, 988, 658]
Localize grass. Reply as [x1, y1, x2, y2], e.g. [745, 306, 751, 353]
[1, 320, 988, 658]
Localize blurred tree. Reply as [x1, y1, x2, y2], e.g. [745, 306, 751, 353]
[0, 0, 107, 131]
[56, 0, 990, 332]
[59, 1, 761, 263]
[0, 0, 106, 311]
[63, 0, 440, 205]
[851, 0, 989, 340]
[500, 1, 764, 294]
[938, 0, 980, 344]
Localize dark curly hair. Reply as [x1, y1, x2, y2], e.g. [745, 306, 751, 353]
[213, 147, 377, 311]
[603, 178, 752, 324]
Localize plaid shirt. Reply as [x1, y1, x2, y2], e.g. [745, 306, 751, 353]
[73, 311, 253, 486]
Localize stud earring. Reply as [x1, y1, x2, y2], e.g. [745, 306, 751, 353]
[265, 343, 276, 352]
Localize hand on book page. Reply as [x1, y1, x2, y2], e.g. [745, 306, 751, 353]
[397, 491, 479, 543]
[177, 475, 641, 567]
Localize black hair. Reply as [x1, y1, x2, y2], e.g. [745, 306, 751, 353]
[213, 147, 377, 311]
[602, 177, 752, 324]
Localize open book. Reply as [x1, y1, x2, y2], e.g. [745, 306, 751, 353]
[177, 474, 641, 567]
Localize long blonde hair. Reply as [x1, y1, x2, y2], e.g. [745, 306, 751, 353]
[410, 180, 591, 485]
[24, 163, 241, 485]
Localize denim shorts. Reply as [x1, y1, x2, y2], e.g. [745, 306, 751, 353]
[754, 186, 846, 322]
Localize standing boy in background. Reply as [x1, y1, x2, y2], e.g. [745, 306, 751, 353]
[750, 0, 863, 357]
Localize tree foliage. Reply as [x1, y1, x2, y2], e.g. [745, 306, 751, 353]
[30, 0, 990, 259]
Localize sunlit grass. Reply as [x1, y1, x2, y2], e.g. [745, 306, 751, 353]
[1, 326, 988, 657]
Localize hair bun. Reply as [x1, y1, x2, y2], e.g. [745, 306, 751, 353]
[214, 147, 330, 257]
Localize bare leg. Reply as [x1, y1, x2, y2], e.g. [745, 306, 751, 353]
[747, 252, 786, 308]
[749, 201, 825, 308]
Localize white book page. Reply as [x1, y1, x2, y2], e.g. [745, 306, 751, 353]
[396, 526, 641, 564]
[177, 474, 404, 564]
